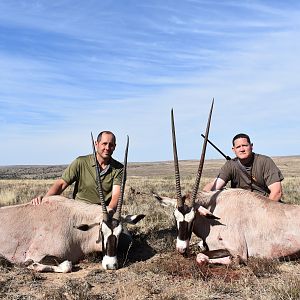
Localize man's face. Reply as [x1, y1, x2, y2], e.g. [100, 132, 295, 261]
[96, 133, 116, 160]
[232, 137, 253, 160]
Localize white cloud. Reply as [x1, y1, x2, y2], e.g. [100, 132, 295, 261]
[0, 0, 299, 165]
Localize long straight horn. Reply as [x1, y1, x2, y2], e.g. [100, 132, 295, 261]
[114, 135, 129, 221]
[91, 132, 108, 222]
[190, 99, 214, 206]
[171, 109, 183, 208]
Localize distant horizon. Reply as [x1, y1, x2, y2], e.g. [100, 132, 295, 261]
[1, 154, 299, 167]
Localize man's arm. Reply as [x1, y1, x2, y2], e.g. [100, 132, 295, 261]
[268, 181, 283, 201]
[31, 178, 69, 205]
[108, 184, 121, 212]
[203, 177, 226, 192]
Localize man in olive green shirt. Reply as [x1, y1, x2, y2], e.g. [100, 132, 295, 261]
[32, 131, 123, 213]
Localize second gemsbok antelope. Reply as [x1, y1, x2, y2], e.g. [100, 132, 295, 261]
[155, 100, 300, 265]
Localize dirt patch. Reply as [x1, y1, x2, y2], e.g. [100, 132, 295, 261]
[2, 253, 292, 300]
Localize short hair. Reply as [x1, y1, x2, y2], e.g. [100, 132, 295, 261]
[232, 133, 251, 146]
[97, 131, 116, 144]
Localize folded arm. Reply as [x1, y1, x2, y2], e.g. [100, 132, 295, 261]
[203, 178, 226, 192]
[268, 181, 283, 201]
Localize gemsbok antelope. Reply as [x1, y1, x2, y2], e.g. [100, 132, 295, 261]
[0, 135, 145, 272]
[154, 100, 300, 265]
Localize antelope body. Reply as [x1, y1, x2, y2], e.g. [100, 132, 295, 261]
[155, 189, 300, 264]
[0, 195, 143, 272]
[196, 189, 300, 262]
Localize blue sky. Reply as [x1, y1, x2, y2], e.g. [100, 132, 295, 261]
[1, 0, 299, 165]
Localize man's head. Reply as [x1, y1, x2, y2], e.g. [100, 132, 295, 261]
[232, 133, 253, 161]
[97, 131, 116, 144]
[96, 131, 116, 161]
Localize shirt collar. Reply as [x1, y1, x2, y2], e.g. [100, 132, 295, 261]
[90, 155, 111, 176]
[100, 164, 110, 176]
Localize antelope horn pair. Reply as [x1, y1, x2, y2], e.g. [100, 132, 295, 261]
[91, 133, 129, 222]
[172, 99, 214, 209]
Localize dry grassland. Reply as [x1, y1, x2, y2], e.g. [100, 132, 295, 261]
[0, 156, 299, 299]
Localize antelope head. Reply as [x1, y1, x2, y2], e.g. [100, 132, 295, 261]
[171, 99, 214, 254]
[91, 133, 129, 270]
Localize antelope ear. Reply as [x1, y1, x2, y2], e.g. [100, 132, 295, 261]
[152, 193, 177, 207]
[124, 214, 146, 224]
[197, 206, 220, 220]
[73, 222, 100, 231]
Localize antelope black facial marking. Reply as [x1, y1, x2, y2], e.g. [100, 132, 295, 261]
[174, 208, 195, 240]
[101, 221, 122, 255]
[106, 235, 118, 257]
[174, 207, 196, 254]
[100, 220, 123, 270]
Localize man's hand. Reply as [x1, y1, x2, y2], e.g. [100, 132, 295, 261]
[30, 179, 69, 206]
[31, 195, 43, 205]
[107, 206, 115, 218]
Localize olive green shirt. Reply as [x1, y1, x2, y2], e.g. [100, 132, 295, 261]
[62, 154, 123, 205]
[218, 153, 284, 197]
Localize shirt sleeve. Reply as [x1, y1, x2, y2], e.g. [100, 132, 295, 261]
[217, 161, 233, 183]
[113, 168, 123, 186]
[62, 158, 80, 185]
[263, 157, 284, 186]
